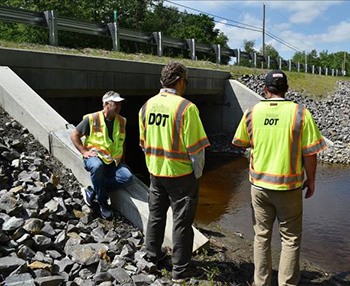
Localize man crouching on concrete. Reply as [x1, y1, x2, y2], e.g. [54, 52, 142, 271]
[70, 91, 133, 219]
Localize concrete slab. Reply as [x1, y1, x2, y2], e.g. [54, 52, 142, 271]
[0, 66, 209, 252]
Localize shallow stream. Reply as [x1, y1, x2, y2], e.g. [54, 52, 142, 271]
[196, 154, 350, 277]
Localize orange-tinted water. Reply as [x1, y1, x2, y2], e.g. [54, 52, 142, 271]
[196, 154, 350, 276]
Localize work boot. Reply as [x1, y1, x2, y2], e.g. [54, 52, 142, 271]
[99, 202, 113, 220]
[172, 267, 205, 284]
[81, 186, 95, 207]
[145, 247, 168, 265]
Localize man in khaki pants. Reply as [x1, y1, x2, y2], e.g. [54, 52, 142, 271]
[232, 70, 327, 286]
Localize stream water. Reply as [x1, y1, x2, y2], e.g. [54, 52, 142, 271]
[196, 154, 350, 276]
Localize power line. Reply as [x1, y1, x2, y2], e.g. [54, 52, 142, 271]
[164, 0, 263, 31]
[163, 0, 304, 52]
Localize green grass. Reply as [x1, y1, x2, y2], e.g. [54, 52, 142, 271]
[0, 39, 348, 98]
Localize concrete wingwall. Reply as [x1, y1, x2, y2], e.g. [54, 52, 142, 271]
[0, 66, 208, 251]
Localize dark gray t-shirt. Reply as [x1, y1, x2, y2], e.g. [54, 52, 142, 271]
[76, 115, 115, 142]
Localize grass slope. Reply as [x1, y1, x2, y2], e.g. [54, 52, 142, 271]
[0, 39, 347, 98]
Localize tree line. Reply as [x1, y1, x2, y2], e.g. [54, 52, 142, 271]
[0, 0, 230, 64]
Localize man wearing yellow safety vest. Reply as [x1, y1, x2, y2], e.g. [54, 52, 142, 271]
[70, 91, 133, 220]
[233, 70, 328, 286]
[139, 62, 210, 283]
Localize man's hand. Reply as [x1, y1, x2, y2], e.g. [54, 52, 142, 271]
[303, 179, 315, 199]
[82, 150, 97, 158]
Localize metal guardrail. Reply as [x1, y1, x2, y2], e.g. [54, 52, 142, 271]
[0, 5, 344, 76]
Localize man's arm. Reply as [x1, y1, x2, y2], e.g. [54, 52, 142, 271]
[70, 129, 97, 158]
[303, 154, 317, 199]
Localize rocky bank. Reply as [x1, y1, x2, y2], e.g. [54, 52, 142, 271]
[238, 74, 350, 164]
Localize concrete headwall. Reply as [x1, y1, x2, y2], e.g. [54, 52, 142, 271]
[202, 79, 264, 134]
[0, 47, 230, 98]
[0, 66, 208, 251]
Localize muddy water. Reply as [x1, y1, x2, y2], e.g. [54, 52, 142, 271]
[196, 154, 350, 276]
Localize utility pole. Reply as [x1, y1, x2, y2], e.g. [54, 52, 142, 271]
[262, 2, 265, 69]
[343, 51, 347, 76]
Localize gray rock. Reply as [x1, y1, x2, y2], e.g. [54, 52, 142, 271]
[35, 275, 65, 286]
[0, 212, 10, 226]
[17, 245, 36, 260]
[54, 257, 75, 273]
[150, 278, 173, 286]
[27, 185, 44, 194]
[1, 151, 14, 161]
[33, 252, 53, 264]
[40, 223, 56, 238]
[2, 216, 24, 231]
[45, 199, 59, 213]
[0, 192, 21, 215]
[70, 244, 100, 266]
[33, 269, 52, 278]
[96, 259, 111, 274]
[0, 229, 10, 243]
[132, 273, 156, 285]
[111, 255, 126, 268]
[120, 244, 134, 257]
[0, 256, 26, 273]
[18, 170, 33, 183]
[105, 230, 118, 242]
[54, 230, 67, 250]
[16, 233, 32, 244]
[93, 272, 114, 284]
[91, 227, 106, 243]
[46, 250, 63, 260]
[108, 268, 132, 284]
[33, 235, 51, 251]
[23, 218, 44, 234]
[99, 282, 113, 286]
[5, 273, 35, 286]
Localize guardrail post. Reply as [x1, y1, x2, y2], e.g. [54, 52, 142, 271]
[153, 32, 163, 57]
[253, 52, 257, 68]
[44, 10, 58, 46]
[187, 39, 196, 60]
[237, 49, 241, 66]
[278, 58, 282, 70]
[267, 56, 270, 69]
[213, 44, 221, 64]
[297, 62, 300, 72]
[107, 22, 120, 51]
[319, 67, 322, 75]
[331, 69, 334, 76]
[336, 69, 339, 77]
[305, 63, 308, 73]
[325, 68, 328, 76]
[312, 65, 315, 74]
[288, 60, 292, 71]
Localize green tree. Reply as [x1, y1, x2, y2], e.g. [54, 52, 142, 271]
[242, 39, 255, 53]
[261, 43, 279, 59]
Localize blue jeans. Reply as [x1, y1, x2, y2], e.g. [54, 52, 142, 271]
[83, 157, 133, 204]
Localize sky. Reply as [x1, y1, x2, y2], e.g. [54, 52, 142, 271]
[164, 0, 350, 60]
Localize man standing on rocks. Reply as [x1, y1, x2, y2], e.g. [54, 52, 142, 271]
[232, 70, 327, 286]
[139, 62, 210, 283]
[70, 91, 133, 220]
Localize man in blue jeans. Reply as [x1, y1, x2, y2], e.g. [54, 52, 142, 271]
[70, 91, 133, 219]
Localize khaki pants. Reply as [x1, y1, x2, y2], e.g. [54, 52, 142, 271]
[251, 186, 303, 286]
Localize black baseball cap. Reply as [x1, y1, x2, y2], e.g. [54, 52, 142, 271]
[265, 70, 288, 91]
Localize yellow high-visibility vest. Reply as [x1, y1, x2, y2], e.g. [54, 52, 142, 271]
[139, 91, 209, 177]
[84, 111, 126, 165]
[233, 100, 327, 190]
